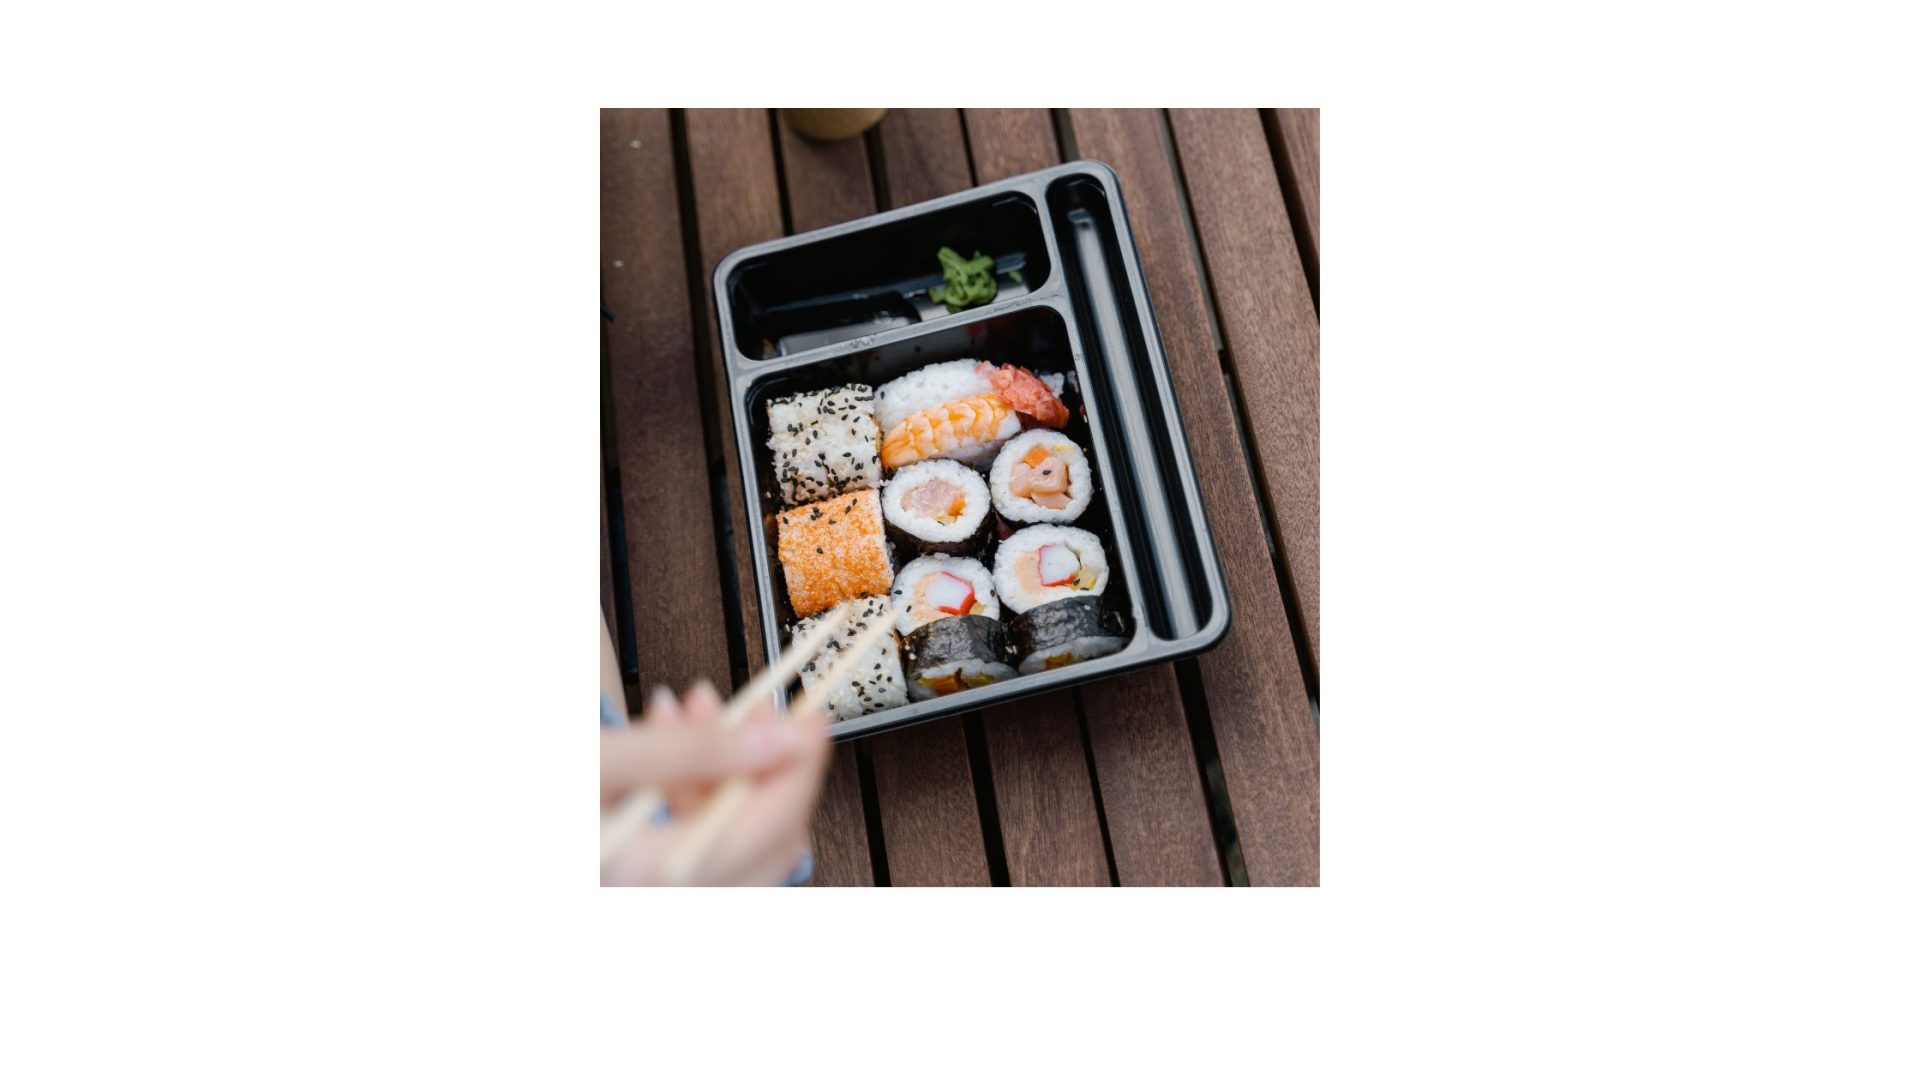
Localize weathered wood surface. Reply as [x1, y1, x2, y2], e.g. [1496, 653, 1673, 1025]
[1263, 108, 1319, 294]
[600, 108, 730, 694]
[1170, 108, 1321, 672]
[962, 109, 1060, 183]
[876, 109, 972, 207]
[682, 109, 786, 676]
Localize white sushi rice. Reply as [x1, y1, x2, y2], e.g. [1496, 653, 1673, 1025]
[767, 384, 881, 506]
[1016, 633, 1127, 675]
[790, 595, 907, 721]
[882, 459, 991, 547]
[890, 553, 999, 635]
[992, 525, 1110, 614]
[908, 656, 1018, 701]
[989, 429, 1094, 524]
[875, 358, 992, 431]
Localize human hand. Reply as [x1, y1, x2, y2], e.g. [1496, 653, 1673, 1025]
[600, 681, 830, 886]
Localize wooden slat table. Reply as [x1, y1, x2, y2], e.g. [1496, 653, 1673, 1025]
[601, 108, 1320, 886]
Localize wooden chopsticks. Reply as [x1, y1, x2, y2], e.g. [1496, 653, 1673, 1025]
[600, 605, 893, 883]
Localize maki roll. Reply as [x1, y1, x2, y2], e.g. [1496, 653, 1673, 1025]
[902, 616, 1015, 699]
[882, 459, 994, 556]
[891, 554, 1013, 699]
[765, 384, 881, 506]
[790, 596, 907, 720]
[1008, 595, 1128, 674]
[993, 525, 1123, 674]
[991, 525, 1110, 614]
[776, 488, 893, 618]
[989, 430, 1093, 524]
[891, 554, 998, 634]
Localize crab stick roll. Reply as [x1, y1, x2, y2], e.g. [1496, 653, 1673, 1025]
[902, 616, 1015, 699]
[882, 459, 994, 556]
[1007, 596, 1127, 674]
[989, 430, 1093, 524]
[991, 525, 1109, 614]
[890, 554, 999, 635]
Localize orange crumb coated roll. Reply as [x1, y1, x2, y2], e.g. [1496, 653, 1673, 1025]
[776, 488, 894, 618]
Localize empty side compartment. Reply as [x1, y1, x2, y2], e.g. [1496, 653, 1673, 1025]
[724, 193, 1054, 361]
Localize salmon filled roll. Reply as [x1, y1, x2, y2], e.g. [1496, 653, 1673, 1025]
[881, 459, 993, 556]
[776, 489, 893, 618]
[990, 430, 1092, 524]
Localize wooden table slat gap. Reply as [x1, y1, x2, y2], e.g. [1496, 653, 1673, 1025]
[599, 314, 636, 682]
[1215, 339, 1320, 699]
[1050, 108, 1080, 160]
[854, 740, 891, 886]
[1153, 109, 1227, 356]
[763, 108, 797, 237]
[954, 110, 981, 188]
[1171, 656, 1251, 885]
[1069, 690, 1124, 886]
[861, 126, 893, 212]
[962, 713, 1011, 887]
[668, 108, 755, 688]
[1259, 109, 1319, 310]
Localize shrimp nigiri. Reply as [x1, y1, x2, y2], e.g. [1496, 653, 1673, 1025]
[881, 394, 1020, 469]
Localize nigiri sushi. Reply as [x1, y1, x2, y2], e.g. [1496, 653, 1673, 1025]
[879, 393, 1021, 469]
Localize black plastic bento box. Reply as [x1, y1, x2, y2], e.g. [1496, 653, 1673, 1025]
[714, 161, 1229, 740]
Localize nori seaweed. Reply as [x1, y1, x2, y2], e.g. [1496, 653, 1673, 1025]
[1008, 596, 1123, 659]
[885, 506, 995, 558]
[903, 614, 1008, 675]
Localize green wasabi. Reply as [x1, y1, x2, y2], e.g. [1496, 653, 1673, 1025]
[927, 246, 998, 312]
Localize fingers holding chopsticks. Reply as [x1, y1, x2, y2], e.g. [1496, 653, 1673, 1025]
[600, 699, 830, 886]
[601, 682, 814, 803]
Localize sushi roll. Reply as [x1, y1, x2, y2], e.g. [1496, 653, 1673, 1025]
[890, 554, 1011, 699]
[1007, 595, 1127, 674]
[776, 488, 894, 618]
[990, 430, 1093, 524]
[991, 525, 1110, 614]
[890, 554, 999, 635]
[791, 596, 907, 720]
[765, 384, 881, 506]
[903, 616, 1015, 699]
[882, 460, 994, 556]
